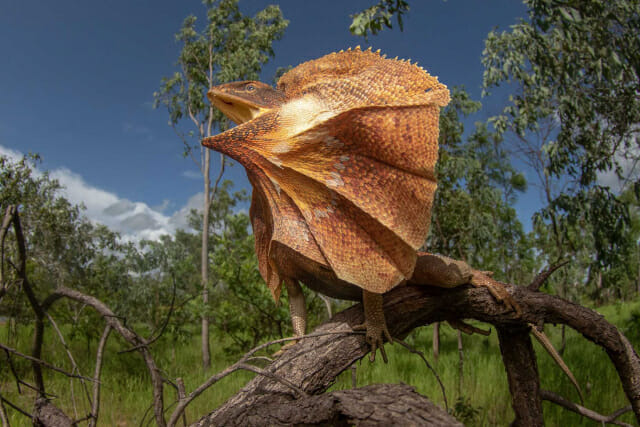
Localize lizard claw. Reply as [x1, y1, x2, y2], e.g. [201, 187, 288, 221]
[355, 291, 393, 363]
[470, 271, 522, 316]
[354, 321, 393, 363]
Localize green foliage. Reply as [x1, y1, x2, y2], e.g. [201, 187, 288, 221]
[429, 88, 536, 283]
[0, 155, 128, 320]
[154, 0, 288, 152]
[483, 0, 640, 270]
[349, 0, 410, 38]
[452, 396, 481, 424]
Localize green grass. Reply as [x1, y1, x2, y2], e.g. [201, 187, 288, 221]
[2, 299, 639, 426]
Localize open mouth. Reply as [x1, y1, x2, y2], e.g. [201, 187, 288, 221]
[209, 91, 268, 125]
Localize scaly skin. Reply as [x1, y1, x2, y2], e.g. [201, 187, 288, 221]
[202, 47, 516, 362]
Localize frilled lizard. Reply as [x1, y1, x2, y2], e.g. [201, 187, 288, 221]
[201, 47, 524, 363]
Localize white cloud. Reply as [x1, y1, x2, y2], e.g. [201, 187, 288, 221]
[182, 169, 202, 180]
[597, 144, 640, 193]
[1, 145, 199, 243]
[0, 145, 23, 161]
[169, 192, 203, 231]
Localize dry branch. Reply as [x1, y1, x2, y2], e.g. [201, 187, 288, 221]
[89, 325, 112, 427]
[44, 286, 168, 427]
[0, 342, 93, 382]
[541, 389, 633, 426]
[193, 283, 640, 426]
[33, 397, 73, 426]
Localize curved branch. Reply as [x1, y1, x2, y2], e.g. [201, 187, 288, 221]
[89, 325, 112, 427]
[195, 284, 640, 426]
[541, 389, 633, 427]
[47, 286, 167, 427]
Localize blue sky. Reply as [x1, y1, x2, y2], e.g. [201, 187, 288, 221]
[1, 0, 533, 241]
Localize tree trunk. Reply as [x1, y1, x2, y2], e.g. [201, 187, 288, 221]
[497, 326, 543, 426]
[201, 149, 211, 369]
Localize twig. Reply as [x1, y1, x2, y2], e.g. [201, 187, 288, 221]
[46, 312, 93, 410]
[528, 260, 570, 291]
[540, 389, 633, 426]
[119, 275, 177, 354]
[236, 363, 306, 398]
[2, 349, 41, 395]
[176, 378, 187, 427]
[0, 392, 10, 427]
[0, 342, 94, 381]
[4, 348, 23, 393]
[0, 206, 14, 300]
[246, 356, 273, 364]
[45, 286, 168, 427]
[167, 330, 362, 426]
[6, 206, 46, 394]
[0, 396, 31, 418]
[89, 325, 112, 427]
[394, 338, 448, 411]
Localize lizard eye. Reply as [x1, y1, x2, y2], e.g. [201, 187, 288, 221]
[246, 84, 256, 92]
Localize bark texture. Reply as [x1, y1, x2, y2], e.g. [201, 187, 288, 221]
[33, 398, 73, 427]
[195, 384, 461, 426]
[196, 283, 640, 426]
[497, 326, 543, 426]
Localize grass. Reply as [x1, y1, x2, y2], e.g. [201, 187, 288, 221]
[1, 298, 639, 426]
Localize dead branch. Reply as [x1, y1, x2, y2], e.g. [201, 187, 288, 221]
[45, 313, 92, 413]
[0, 392, 9, 427]
[43, 286, 168, 427]
[33, 397, 73, 427]
[89, 325, 112, 427]
[203, 383, 462, 427]
[528, 260, 570, 291]
[167, 330, 361, 427]
[0, 342, 93, 382]
[394, 337, 448, 410]
[5, 206, 46, 394]
[193, 283, 640, 426]
[541, 389, 633, 426]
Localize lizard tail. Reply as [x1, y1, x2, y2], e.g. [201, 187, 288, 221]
[528, 323, 584, 404]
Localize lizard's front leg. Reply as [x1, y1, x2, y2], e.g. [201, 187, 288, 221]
[286, 278, 307, 337]
[354, 290, 393, 363]
[273, 278, 307, 356]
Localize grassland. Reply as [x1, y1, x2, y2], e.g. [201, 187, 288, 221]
[1, 298, 639, 426]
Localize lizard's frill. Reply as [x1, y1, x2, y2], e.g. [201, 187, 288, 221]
[203, 48, 449, 297]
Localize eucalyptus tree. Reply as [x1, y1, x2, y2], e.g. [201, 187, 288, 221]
[154, 0, 287, 367]
[482, 0, 640, 293]
[429, 88, 532, 282]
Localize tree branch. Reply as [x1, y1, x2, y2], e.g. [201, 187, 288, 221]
[0, 342, 93, 382]
[89, 325, 112, 427]
[541, 389, 633, 426]
[528, 260, 570, 291]
[194, 283, 640, 426]
[45, 286, 168, 427]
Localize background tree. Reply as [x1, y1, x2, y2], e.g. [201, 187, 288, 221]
[154, 0, 288, 368]
[482, 0, 640, 279]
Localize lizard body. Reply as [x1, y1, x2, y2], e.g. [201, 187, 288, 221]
[203, 47, 511, 361]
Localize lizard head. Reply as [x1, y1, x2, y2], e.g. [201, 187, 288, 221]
[207, 81, 285, 125]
